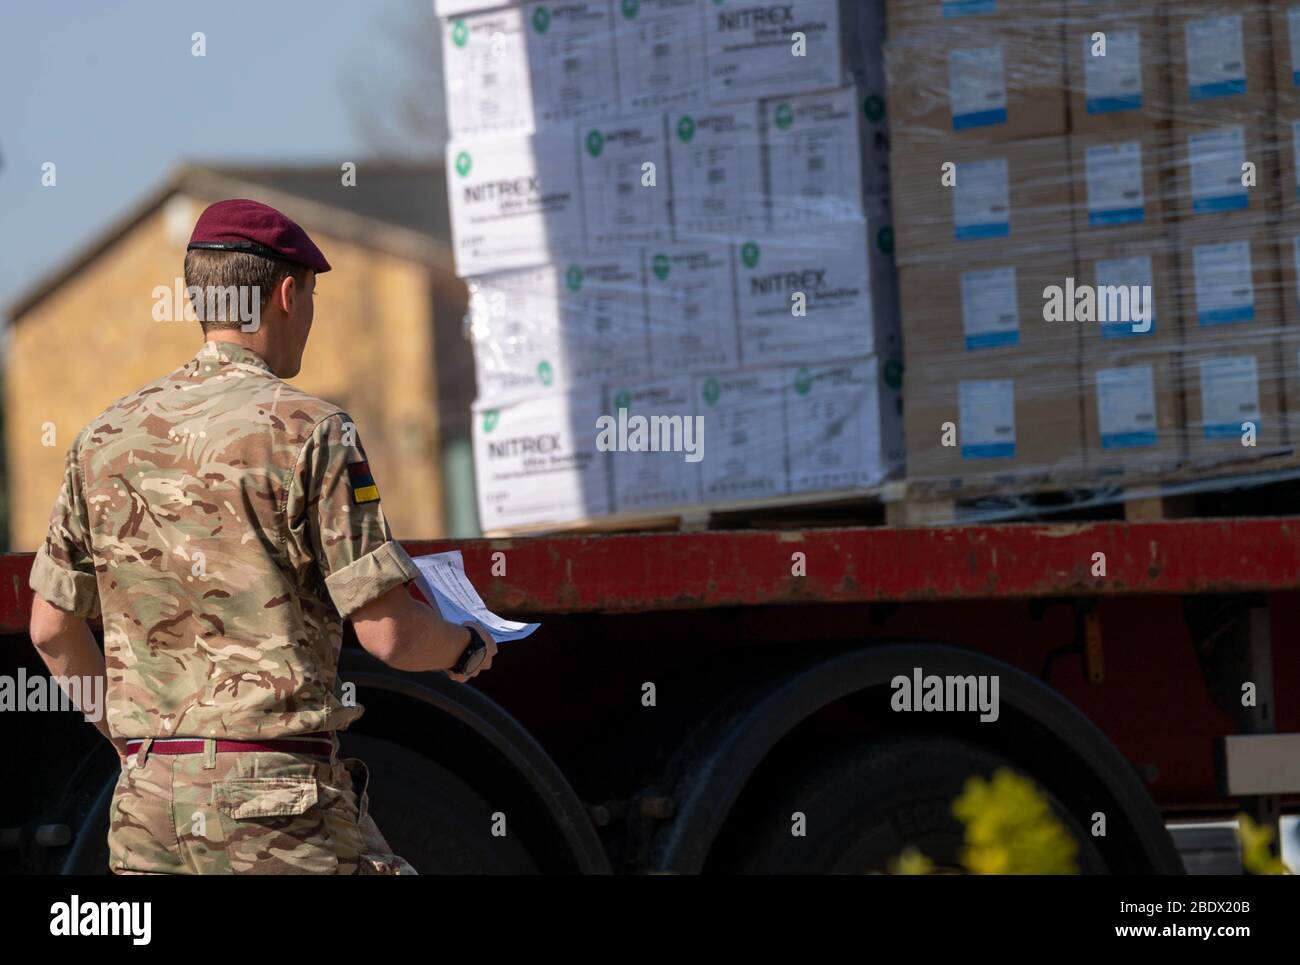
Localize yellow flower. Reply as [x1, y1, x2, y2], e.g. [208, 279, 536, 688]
[889, 847, 935, 876]
[1237, 814, 1291, 875]
[951, 769, 1079, 875]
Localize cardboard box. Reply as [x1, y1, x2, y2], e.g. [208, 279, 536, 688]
[891, 136, 1075, 267]
[734, 222, 894, 366]
[1274, 113, 1300, 223]
[1166, 0, 1271, 124]
[902, 352, 1087, 484]
[579, 114, 672, 249]
[605, 377, 703, 512]
[1075, 238, 1181, 353]
[1081, 346, 1183, 475]
[1271, 222, 1300, 445]
[523, 1, 619, 127]
[1271, 3, 1300, 112]
[643, 244, 740, 375]
[467, 256, 651, 403]
[1166, 118, 1276, 229]
[694, 366, 789, 501]
[885, 0, 1059, 36]
[667, 102, 766, 241]
[704, 0, 845, 103]
[1176, 229, 1282, 342]
[1182, 338, 1286, 463]
[442, 7, 534, 139]
[1065, 13, 1170, 135]
[884, 21, 1067, 143]
[611, 0, 709, 115]
[446, 129, 585, 277]
[784, 356, 904, 493]
[1069, 130, 1169, 244]
[763, 85, 874, 227]
[473, 391, 612, 529]
[846, 3, 891, 202]
[898, 250, 1079, 364]
[437, 0, 512, 15]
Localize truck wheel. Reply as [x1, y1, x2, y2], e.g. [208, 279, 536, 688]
[340, 734, 539, 874]
[734, 736, 1108, 874]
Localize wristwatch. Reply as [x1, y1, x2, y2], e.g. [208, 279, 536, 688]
[450, 624, 489, 676]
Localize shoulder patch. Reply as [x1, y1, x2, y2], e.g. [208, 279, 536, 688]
[346, 461, 380, 505]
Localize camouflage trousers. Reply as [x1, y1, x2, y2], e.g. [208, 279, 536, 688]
[108, 735, 416, 875]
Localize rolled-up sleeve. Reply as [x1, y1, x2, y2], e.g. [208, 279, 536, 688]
[30, 437, 100, 618]
[286, 413, 419, 618]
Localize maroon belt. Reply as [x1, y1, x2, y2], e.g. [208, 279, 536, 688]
[125, 733, 335, 758]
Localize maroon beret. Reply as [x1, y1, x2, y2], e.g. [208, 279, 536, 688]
[187, 198, 330, 273]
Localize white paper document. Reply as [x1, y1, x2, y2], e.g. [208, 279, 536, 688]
[412, 551, 539, 643]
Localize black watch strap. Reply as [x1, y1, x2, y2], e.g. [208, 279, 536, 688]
[452, 625, 486, 675]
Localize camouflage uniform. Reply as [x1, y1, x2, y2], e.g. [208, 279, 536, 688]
[31, 340, 418, 874]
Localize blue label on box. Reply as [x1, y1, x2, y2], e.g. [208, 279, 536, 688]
[1193, 194, 1249, 214]
[1294, 70, 1300, 87]
[955, 222, 1010, 241]
[1102, 319, 1157, 339]
[1087, 94, 1143, 115]
[943, 0, 996, 16]
[1102, 430, 1158, 449]
[1190, 78, 1246, 100]
[1199, 305, 1255, 326]
[1089, 208, 1145, 226]
[1204, 421, 1253, 439]
[953, 108, 1007, 130]
[965, 331, 1019, 351]
[962, 442, 1016, 459]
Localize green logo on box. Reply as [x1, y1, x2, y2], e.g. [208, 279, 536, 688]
[702, 377, 721, 406]
[455, 151, 472, 177]
[677, 115, 696, 143]
[621, 0, 640, 17]
[451, 19, 469, 47]
[482, 409, 499, 432]
[884, 359, 903, 390]
[615, 389, 631, 411]
[533, 6, 551, 32]
[566, 265, 584, 291]
[794, 367, 813, 395]
[774, 103, 794, 130]
[586, 130, 605, 157]
[877, 225, 893, 255]
[863, 95, 885, 122]
[741, 242, 760, 268]
[537, 360, 553, 386]
[652, 253, 670, 280]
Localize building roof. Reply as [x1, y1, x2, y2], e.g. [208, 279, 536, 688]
[8, 160, 455, 321]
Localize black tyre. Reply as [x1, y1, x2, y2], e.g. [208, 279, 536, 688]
[735, 736, 1109, 874]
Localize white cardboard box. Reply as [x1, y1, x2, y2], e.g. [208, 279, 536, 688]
[667, 101, 766, 241]
[704, 0, 844, 103]
[784, 356, 903, 493]
[695, 365, 789, 501]
[580, 114, 673, 248]
[473, 391, 612, 529]
[523, 1, 620, 127]
[733, 223, 884, 366]
[446, 129, 584, 276]
[643, 244, 741, 375]
[605, 377, 703, 512]
[763, 85, 869, 227]
[467, 274, 570, 403]
[612, 0, 710, 115]
[442, 7, 534, 139]
[437, 0, 512, 15]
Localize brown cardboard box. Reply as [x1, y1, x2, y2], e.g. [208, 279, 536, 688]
[1075, 236, 1182, 355]
[899, 251, 1079, 368]
[1166, 116, 1277, 230]
[903, 351, 1086, 485]
[891, 136, 1075, 267]
[1273, 108, 1300, 223]
[885, 0, 1063, 36]
[1069, 129, 1170, 244]
[1271, 2, 1300, 113]
[1166, 0, 1272, 125]
[1081, 345, 1184, 476]
[1182, 334, 1286, 464]
[1064, 12, 1170, 134]
[885, 21, 1067, 144]
[1176, 226, 1283, 345]
[1273, 221, 1300, 444]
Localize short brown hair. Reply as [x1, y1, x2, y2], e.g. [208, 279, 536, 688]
[182, 249, 309, 332]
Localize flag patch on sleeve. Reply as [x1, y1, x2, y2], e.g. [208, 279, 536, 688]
[346, 461, 380, 504]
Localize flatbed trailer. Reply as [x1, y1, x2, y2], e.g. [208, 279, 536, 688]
[2, 517, 1297, 874]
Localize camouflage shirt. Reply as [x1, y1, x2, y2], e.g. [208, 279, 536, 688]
[29, 340, 420, 739]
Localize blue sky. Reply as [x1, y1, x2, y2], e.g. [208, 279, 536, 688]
[0, 0, 441, 314]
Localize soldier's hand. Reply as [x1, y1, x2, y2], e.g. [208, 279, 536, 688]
[446, 622, 498, 684]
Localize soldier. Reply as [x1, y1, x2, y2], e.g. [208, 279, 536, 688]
[27, 198, 497, 874]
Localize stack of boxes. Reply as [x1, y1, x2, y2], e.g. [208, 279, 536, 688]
[1271, 2, 1300, 445]
[890, 0, 1297, 497]
[441, 0, 905, 530]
